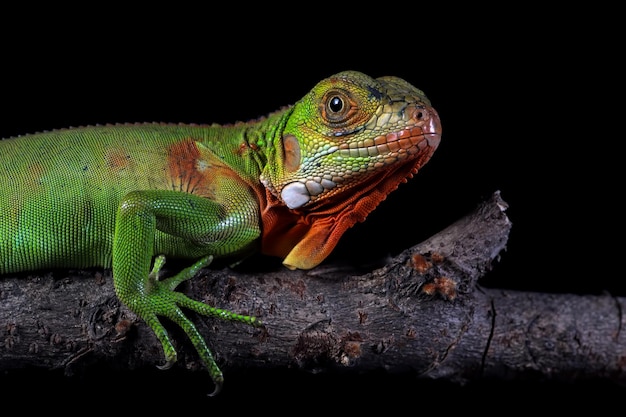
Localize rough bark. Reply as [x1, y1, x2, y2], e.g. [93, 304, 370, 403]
[1, 191, 625, 387]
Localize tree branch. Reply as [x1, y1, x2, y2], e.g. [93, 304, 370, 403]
[2, 191, 624, 387]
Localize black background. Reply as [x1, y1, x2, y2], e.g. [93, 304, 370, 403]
[0, 6, 622, 412]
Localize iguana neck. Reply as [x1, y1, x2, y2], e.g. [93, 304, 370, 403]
[196, 107, 293, 190]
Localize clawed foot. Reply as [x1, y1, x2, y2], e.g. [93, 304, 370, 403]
[127, 254, 261, 396]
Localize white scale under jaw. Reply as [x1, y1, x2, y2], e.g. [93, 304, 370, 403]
[281, 178, 338, 209]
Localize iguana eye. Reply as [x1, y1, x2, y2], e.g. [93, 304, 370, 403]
[321, 89, 358, 125]
[328, 96, 344, 113]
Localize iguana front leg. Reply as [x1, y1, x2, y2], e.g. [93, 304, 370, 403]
[112, 189, 262, 396]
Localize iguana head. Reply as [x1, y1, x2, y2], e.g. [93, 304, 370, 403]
[261, 70, 441, 209]
[259, 70, 442, 269]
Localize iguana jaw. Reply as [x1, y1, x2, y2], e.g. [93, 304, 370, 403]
[279, 104, 442, 210]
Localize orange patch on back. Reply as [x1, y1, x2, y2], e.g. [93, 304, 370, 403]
[7, 163, 45, 215]
[25, 163, 45, 189]
[105, 148, 132, 171]
[166, 138, 240, 199]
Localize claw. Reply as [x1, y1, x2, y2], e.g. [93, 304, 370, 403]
[207, 379, 223, 397]
[156, 358, 176, 370]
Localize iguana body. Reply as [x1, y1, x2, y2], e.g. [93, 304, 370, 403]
[0, 71, 442, 394]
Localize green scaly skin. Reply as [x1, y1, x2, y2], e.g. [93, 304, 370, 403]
[0, 71, 442, 395]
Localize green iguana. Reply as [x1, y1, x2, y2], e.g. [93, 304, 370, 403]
[0, 71, 442, 395]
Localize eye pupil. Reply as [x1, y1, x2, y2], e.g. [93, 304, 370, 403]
[329, 96, 343, 113]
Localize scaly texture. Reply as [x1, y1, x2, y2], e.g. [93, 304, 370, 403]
[0, 71, 442, 395]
